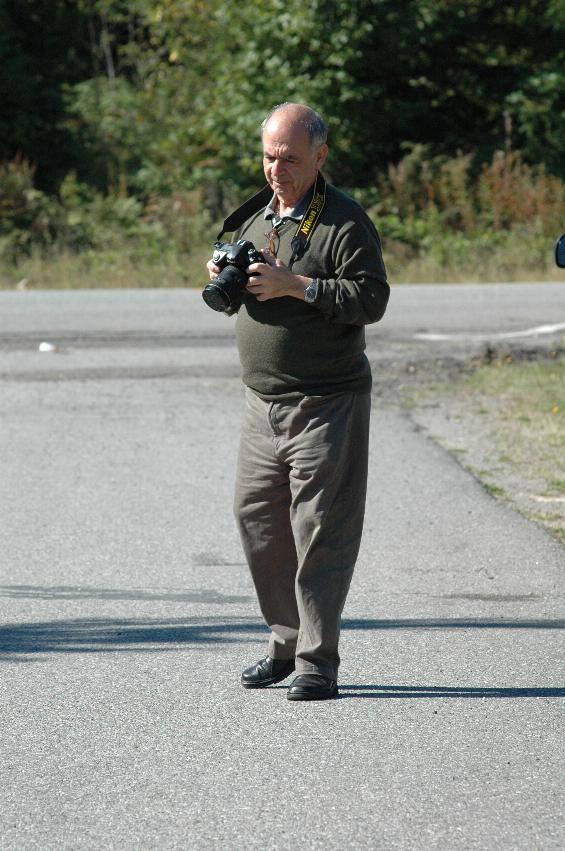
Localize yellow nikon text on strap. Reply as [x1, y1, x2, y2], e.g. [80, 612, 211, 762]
[289, 171, 327, 269]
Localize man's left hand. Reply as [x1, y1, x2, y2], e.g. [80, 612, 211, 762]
[246, 252, 308, 301]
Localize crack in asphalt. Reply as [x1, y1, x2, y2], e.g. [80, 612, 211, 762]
[0, 331, 237, 351]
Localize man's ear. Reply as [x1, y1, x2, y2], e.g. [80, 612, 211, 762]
[316, 143, 329, 170]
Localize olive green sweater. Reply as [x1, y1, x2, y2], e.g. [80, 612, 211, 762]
[234, 182, 390, 399]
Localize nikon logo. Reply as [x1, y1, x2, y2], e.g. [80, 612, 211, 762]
[299, 193, 324, 236]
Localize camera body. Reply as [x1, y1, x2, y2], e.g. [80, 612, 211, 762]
[202, 239, 265, 313]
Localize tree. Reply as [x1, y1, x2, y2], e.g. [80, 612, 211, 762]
[1, 0, 563, 201]
[0, 0, 93, 190]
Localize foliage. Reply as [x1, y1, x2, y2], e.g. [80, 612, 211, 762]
[1, 143, 563, 287]
[0, 157, 210, 275]
[2, 0, 564, 195]
[0, 0, 93, 190]
[0, 0, 564, 287]
[371, 143, 564, 231]
[366, 143, 564, 282]
[507, 72, 565, 180]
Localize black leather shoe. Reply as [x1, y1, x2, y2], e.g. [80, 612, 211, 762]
[241, 656, 295, 689]
[287, 674, 338, 701]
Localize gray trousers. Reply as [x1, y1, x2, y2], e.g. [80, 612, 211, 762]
[234, 387, 371, 679]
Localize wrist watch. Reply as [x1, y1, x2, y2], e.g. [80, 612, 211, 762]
[303, 278, 320, 304]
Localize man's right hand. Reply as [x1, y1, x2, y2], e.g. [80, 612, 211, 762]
[206, 260, 221, 280]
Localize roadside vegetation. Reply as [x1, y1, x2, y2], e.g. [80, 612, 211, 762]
[1, 1, 564, 289]
[412, 349, 565, 543]
[1, 143, 563, 290]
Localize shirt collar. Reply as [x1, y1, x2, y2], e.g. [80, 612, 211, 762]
[264, 182, 315, 227]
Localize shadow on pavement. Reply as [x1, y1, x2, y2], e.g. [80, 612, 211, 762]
[342, 617, 565, 630]
[0, 585, 252, 603]
[0, 614, 563, 661]
[0, 616, 266, 659]
[338, 684, 565, 699]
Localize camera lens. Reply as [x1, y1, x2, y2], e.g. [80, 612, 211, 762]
[202, 282, 232, 312]
[202, 265, 248, 313]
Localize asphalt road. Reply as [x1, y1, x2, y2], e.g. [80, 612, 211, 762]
[1, 285, 564, 850]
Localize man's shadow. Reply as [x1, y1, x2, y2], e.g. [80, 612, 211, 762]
[0, 595, 563, 700]
[336, 684, 565, 699]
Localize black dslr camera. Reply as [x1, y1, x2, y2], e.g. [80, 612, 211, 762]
[202, 239, 265, 313]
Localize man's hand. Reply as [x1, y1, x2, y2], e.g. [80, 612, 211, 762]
[206, 259, 221, 280]
[246, 251, 309, 301]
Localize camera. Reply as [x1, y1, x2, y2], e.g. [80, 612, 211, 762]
[202, 239, 265, 313]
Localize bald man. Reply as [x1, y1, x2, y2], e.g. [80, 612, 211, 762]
[207, 103, 390, 700]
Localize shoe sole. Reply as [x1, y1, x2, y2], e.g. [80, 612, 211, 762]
[287, 685, 339, 701]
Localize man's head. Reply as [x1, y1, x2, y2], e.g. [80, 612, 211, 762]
[261, 103, 328, 209]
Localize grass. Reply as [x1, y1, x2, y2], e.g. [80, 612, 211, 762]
[465, 356, 565, 488]
[0, 245, 213, 290]
[482, 482, 508, 499]
[427, 352, 565, 543]
[2, 236, 562, 290]
[383, 245, 564, 284]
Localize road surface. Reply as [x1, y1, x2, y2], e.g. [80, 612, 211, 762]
[1, 284, 564, 850]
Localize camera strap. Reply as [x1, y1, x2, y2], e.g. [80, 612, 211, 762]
[216, 172, 327, 269]
[216, 185, 273, 242]
[288, 171, 326, 270]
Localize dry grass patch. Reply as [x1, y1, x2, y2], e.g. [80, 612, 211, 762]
[412, 350, 565, 544]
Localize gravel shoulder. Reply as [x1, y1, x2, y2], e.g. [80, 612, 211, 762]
[394, 343, 565, 545]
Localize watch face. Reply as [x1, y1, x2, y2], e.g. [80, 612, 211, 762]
[305, 280, 318, 303]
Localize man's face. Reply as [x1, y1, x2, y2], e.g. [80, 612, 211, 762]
[262, 114, 328, 208]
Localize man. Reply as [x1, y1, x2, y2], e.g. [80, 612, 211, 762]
[207, 102, 390, 700]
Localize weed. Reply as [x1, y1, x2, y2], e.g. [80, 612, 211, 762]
[483, 483, 508, 499]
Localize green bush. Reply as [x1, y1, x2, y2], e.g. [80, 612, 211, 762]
[0, 158, 212, 281]
[1, 142, 563, 288]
